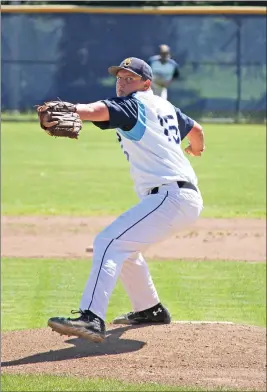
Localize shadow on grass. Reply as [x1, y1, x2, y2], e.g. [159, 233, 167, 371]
[2, 325, 148, 367]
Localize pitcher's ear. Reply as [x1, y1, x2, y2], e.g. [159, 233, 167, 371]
[143, 80, 151, 91]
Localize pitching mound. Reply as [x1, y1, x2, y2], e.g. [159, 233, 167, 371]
[2, 323, 266, 391]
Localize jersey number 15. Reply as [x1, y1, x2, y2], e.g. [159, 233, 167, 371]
[158, 115, 180, 144]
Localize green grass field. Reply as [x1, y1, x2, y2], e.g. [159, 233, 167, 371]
[2, 258, 265, 332]
[2, 122, 266, 217]
[2, 257, 265, 392]
[2, 374, 237, 392]
[2, 121, 266, 391]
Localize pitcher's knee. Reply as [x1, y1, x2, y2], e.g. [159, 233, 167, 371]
[93, 231, 113, 252]
[94, 231, 138, 262]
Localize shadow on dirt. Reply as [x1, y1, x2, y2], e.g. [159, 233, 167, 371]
[2, 325, 149, 367]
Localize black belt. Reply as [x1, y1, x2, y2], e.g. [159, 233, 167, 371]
[151, 181, 197, 194]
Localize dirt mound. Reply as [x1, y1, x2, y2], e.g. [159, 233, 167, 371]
[1, 216, 266, 261]
[2, 323, 266, 391]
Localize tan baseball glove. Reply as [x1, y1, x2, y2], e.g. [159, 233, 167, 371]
[36, 101, 82, 139]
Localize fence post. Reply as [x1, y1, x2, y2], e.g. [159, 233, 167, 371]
[9, 15, 21, 111]
[235, 16, 242, 123]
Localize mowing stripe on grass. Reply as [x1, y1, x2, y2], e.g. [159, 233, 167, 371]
[2, 258, 265, 331]
[2, 122, 266, 217]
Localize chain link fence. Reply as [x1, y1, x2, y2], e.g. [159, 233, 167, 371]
[2, 8, 266, 122]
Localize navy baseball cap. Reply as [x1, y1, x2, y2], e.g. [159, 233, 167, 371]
[108, 57, 153, 81]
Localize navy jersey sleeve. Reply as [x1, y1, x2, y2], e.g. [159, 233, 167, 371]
[170, 59, 179, 79]
[173, 63, 180, 79]
[147, 55, 159, 66]
[147, 57, 152, 66]
[174, 107, 194, 140]
[92, 97, 138, 131]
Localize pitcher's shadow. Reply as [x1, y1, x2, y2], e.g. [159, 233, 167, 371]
[2, 325, 149, 368]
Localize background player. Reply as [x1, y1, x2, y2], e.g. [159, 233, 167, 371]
[47, 57, 205, 343]
[147, 44, 180, 100]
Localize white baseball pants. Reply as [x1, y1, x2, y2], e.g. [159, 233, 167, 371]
[152, 85, 168, 100]
[80, 182, 203, 320]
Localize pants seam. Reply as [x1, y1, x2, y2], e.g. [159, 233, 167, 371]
[87, 191, 169, 312]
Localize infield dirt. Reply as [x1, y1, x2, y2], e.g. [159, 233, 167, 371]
[2, 216, 266, 391]
[2, 216, 266, 261]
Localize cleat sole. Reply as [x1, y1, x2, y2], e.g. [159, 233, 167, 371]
[48, 320, 104, 343]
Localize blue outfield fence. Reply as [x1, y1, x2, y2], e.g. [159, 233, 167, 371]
[1, 11, 266, 121]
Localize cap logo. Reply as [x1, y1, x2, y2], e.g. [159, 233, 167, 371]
[123, 58, 132, 67]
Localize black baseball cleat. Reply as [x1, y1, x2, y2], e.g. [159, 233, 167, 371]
[112, 303, 171, 325]
[48, 309, 106, 343]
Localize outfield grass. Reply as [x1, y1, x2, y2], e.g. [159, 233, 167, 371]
[1, 374, 242, 392]
[2, 258, 265, 332]
[2, 122, 266, 217]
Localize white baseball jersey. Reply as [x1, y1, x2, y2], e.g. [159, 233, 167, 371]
[147, 55, 179, 84]
[93, 89, 198, 197]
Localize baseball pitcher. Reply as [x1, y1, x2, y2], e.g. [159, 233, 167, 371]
[37, 57, 205, 343]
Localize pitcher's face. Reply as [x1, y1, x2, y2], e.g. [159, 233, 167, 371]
[116, 69, 150, 97]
